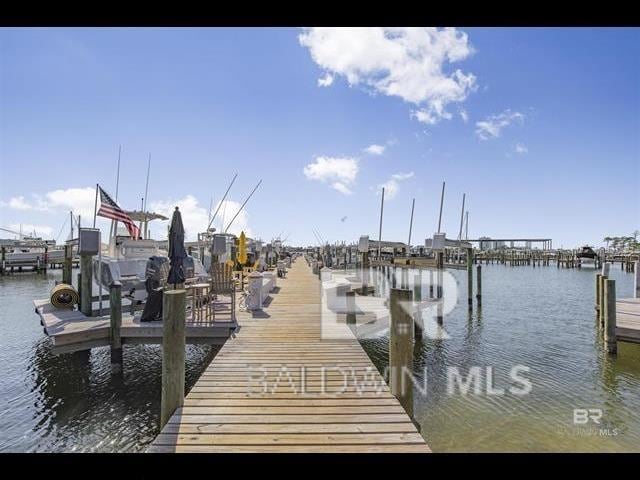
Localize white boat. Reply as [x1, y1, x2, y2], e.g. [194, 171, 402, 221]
[93, 211, 208, 303]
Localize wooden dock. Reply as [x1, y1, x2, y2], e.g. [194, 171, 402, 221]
[34, 298, 237, 354]
[616, 298, 640, 343]
[148, 259, 430, 453]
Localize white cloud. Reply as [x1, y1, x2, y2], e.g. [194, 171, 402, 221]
[364, 144, 385, 155]
[460, 109, 469, 123]
[299, 27, 477, 125]
[475, 109, 525, 140]
[7, 223, 53, 238]
[149, 196, 252, 241]
[318, 72, 334, 87]
[4, 196, 34, 210]
[44, 187, 97, 218]
[515, 143, 528, 154]
[303, 156, 359, 195]
[377, 171, 415, 200]
[1, 187, 98, 219]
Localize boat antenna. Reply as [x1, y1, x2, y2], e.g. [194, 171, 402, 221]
[408, 197, 415, 247]
[225, 179, 262, 233]
[437, 181, 445, 233]
[111, 145, 123, 242]
[457, 193, 466, 240]
[377, 187, 385, 259]
[116, 145, 122, 201]
[207, 173, 238, 231]
[142, 153, 151, 239]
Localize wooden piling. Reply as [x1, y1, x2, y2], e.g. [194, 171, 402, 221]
[62, 244, 72, 285]
[346, 290, 356, 325]
[476, 264, 482, 306]
[413, 274, 423, 338]
[466, 248, 473, 309]
[604, 279, 617, 354]
[436, 269, 444, 324]
[109, 281, 123, 371]
[389, 288, 414, 417]
[80, 254, 93, 316]
[595, 273, 602, 313]
[0, 246, 5, 275]
[161, 288, 187, 430]
[635, 261, 640, 299]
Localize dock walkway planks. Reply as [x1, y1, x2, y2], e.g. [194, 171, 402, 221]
[148, 258, 430, 453]
[616, 298, 640, 344]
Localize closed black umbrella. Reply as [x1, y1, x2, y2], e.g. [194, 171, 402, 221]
[167, 206, 187, 288]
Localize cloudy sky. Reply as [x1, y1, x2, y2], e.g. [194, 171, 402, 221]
[1, 28, 638, 247]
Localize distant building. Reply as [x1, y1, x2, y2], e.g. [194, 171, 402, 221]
[478, 236, 492, 250]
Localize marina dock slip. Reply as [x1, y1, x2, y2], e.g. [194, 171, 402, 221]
[33, 297, 237, 354]
[148, 259, 430, 453]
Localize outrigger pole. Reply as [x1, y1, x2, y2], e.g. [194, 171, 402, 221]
[207, 173, 238, 231]
[224, 179, 262, 233]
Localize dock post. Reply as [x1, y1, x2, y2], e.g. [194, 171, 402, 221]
[595, 273, 602, 314]
[599, 263, 610, 327]
[43, 245, 48, 274]
[436, 269, 444, 324]
[466, 248, 473, 309]
[77, 272, 82, 310]
[161, 289, 187, 430]
[346, 290, 356, 325]
[413, 274, 423, 338]
[635, 261, 640, 299]
[389, 287, 414, 417]
[604, 279, 617, 355]
[79, 254, 93, 316]
[109, 281, 123, 372]
[62, 244, 72, 285]
[0, 246, 4, 275]
[476, 264, 482, 306]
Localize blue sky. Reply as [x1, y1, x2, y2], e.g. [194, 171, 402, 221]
[1, 27, 638, 247]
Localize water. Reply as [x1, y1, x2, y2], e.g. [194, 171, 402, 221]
[358, 263, 640, 452]
[0, 269, 220, 452]
[0, 264, 638, 452]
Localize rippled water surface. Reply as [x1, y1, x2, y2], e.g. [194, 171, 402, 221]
[0, 270, 220, 452]
[358, 264, 640, 452]
[0, 264, 638, 452]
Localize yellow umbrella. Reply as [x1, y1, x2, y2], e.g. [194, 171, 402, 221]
[237, 231, 248, 266]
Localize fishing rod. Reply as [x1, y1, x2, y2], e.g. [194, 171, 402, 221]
[224, 179, 262, 233]
[207, 173, 238, 231]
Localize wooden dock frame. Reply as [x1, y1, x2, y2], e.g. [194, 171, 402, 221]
[147, 258, 430, 453]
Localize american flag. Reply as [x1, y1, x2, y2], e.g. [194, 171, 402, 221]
[97, 186, 140, 239]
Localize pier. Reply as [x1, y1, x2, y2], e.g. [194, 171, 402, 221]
[148, 259, 430, 453]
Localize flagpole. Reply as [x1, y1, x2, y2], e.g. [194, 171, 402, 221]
[93, 184, 99, 228]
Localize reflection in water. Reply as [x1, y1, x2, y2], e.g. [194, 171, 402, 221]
[2, 264, 640, 452]
[356, 264, 640, 452]
[0, 269, 220, 452]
